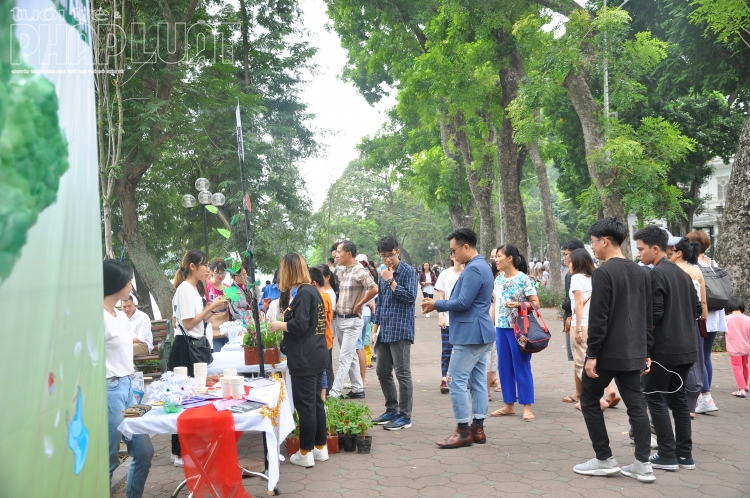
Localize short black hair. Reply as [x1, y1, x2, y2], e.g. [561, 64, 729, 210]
[338, 240, 357, 257]
[726, 296, 745, 314]
[674, 237, 699, 265]
[588, 217, 628, 246]
[209, 259, 227, 272]
[562, 239, 585, 252]
[377, 235, 399, 253]
[447, 228, 477, 249]
[327, 257, 335, 265]
[122, 294, 135, 303]
[308, 266, 325, 287]
[265, 280, 271, 285]
[330, 242, 340, 253]
[633, 225, 667, 251]
[103, 259, 133, 297]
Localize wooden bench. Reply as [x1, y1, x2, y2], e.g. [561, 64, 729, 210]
[134, 319, 172, 372]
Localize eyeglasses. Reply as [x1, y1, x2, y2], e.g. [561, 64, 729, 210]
[379, 252, 398, 260]
[214, 270, 227, 275]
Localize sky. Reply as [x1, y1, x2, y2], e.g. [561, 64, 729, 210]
[297, 0, 396, 209]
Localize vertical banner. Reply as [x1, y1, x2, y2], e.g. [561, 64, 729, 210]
[0, 0, 107, 496]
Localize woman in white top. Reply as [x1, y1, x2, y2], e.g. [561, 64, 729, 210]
[104, 259, 153, 497]
[166, 250, 227, 466]
[565, 249, 595, 406]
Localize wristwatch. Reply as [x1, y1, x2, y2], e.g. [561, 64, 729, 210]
[386, 278, 395, 286]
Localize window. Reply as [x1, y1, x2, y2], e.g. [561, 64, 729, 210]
[717, 176, 729, 201]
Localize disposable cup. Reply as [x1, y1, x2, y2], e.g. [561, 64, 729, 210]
[223, 368, 237, 378]
[219, 377, 232, 399]
[195, 374, 207, 388]
[173, 367, 188, 377]
[193, 363, 207, 372]
[229, 376, 244, 399]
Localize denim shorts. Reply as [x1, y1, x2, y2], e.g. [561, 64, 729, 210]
[356, 315, 371, 350]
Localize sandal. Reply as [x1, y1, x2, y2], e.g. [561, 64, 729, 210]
[490, 407, 515, 417]
[563, 395, 579, 404]
[494, 386, 502, 392]
[523, 412, 535, 422]
[732, 390, 747, 398]
[608, 396, 621, 408]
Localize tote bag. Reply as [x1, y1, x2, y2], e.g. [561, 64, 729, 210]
[514, 302, 551, 353]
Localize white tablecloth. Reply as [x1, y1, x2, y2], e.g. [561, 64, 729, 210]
[208, 351, 293, 410]
[118, 379, 294, 492]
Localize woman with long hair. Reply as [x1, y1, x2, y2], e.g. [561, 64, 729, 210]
[419, 262, 437, 318]
[491, 244, 540, 421]
[206, 259, 231, 351]
[564, 249, 595, 405]
[686, 230, 725, 414]
[103, 259, 153, 497]
[167, 250, 228, 466]
[269, 253, 328, 467]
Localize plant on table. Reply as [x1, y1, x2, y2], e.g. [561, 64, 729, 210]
[262, 327, 283, 349]
[242, 329, 257, 348]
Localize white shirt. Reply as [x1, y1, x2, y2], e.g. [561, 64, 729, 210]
[422, 272, 435, 294]
[127, 309, 153, 352]
[173, 281, 206, 339]
[569, 273, 592, 328]
[325, 289, 337, 314]
[104, 309, 134, 378]
[435, 268, 461, 327]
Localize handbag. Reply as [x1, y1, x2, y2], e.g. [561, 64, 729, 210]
[700, 263, 732, 311]
[178, 323, 214, 365]
[514, 301, 551, 353]
[564, 293, 592, 333]
[697, 318, 708, 338]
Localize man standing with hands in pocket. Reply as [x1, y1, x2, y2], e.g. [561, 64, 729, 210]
[422, 228, 495, 448]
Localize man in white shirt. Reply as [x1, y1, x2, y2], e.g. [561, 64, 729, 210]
[434, 253, 464, 394]
[121, 295, 153, 356]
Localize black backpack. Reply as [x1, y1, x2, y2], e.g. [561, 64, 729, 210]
[700, 263, 732, 311]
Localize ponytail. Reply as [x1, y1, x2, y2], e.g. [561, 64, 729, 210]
[174, 250, 209, 289]
[498, 244, 528, 274]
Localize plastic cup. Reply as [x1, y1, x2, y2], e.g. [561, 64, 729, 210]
[223, 368, 237, 377]
[219, 377, 232, 399]
[195, 374, 207, 388]
[193, 363, 207, 373]
[173, 367, 188, 377]
[229, 376, 244, 399]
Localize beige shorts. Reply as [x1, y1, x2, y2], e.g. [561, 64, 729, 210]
[133, 342, 150, 357]
[571, 326, 588, 379]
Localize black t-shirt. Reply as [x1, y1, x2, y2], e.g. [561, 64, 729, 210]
[282, 284, 328, 376]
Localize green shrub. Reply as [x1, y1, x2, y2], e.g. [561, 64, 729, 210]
[712, 332, 726, 352]
[536, 286, 565, 309]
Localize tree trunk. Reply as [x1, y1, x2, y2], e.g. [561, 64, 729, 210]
[448, 112, 497, 258]
[563, 69, 631, 259]
[716, 113, 750, 305]
[133, 268, 155, 320]
[529, 143, 562, 293]
[114, 176, 175, 318]
[497, 47, 529, 257]
[439, 118, 474, 230]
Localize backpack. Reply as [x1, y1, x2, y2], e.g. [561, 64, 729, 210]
[700, 262, 732, 311]
[514, 301, 551, 354]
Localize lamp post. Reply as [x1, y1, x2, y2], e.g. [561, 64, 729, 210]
[181, 178, 225, 255]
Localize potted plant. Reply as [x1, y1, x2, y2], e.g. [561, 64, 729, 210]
[285, 410, 300, 456]
[261, 327, 283, 364]
[351, 403, 373, 454]
[324, 397, 340, 453]
[243, 328, 259, 365]
[338, 401, 358, 452]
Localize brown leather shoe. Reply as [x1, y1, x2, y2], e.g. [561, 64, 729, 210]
[471, 425, 486, 444]
[436, 426, 473, 448]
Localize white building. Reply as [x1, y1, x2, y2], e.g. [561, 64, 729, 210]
[627, 156, 734, 258]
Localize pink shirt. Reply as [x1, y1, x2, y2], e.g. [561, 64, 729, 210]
[726, 313, 750, 357]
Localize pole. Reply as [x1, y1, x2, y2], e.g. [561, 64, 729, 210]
[603, 0, 609, 120]
[236, 100, 266, 379]
[202, 206, 209, 255]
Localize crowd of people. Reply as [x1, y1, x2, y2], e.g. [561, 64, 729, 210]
[102, 216, 748, 496]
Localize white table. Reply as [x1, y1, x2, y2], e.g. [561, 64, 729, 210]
[118, 379, 294, 494]
[208, 351, 293, 410]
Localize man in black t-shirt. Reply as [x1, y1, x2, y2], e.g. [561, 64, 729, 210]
[573, 218, 656, 483]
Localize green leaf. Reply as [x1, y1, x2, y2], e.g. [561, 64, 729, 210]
[205, 205, 218, 214]
[224, 286, 243, 303]
[230, 214, 238, 225]
[216, 228, 231, 239]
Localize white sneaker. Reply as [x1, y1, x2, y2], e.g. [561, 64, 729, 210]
[170, 453, 177, 462]
[426, 313, 431, 318]
[573, 456, 620, 476]
[173, 456, 183, 467]
[696, 395, 718, 413]
[312, 445, 329, 461]
[290, 450, 315, 468]
[620, 460, 656, 482]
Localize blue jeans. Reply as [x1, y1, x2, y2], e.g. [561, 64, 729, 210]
[356, 315, 371, 349]
[213, 336, 229, 352]
[107, 375, 154, 498]
[496, 327, 535, 405]
[441, 326, 452, 377]
[702, 331, 717, 392]
[447, 342, 494, 423]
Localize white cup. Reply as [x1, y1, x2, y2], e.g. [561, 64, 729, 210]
[193, 363, 207, 372]
[219, 377, 232, 399]
[229, 376, 244, 399]
[195, 374, 207, 388]
[223, 368, 237, 378]
[173, 367, 188, 377]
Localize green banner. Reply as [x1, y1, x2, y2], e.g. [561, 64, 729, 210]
[0, 0, 108, 496]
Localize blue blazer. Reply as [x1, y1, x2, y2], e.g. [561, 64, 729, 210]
[434, 255, 495, 345]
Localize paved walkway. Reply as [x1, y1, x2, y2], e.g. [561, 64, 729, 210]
[115, 304, 750, 497]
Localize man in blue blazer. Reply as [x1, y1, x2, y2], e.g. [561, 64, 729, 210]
[422, 228, 495, 448]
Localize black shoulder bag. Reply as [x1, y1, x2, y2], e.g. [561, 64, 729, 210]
[178, 321, 213, 365]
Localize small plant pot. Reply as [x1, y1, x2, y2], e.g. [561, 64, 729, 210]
[326, 434, 340, 454]
[285, 436, 300, 456]
[340, 434, 356, 452]
[244, 346, 259, 365]
[263, 347, 281, 365]
[355, 435, 372, 454]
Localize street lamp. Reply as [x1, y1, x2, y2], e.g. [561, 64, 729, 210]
[182, 178, 225, 255]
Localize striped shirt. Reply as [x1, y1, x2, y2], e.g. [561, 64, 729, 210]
[336, 263, 377, 314]
[373, 261, 418, 343]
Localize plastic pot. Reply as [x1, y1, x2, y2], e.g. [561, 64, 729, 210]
[355, 435, 372, 454]
[263, 347, 281, 365]
[326, 434, 340, 454]
[285, 436, 300, 456]
[339, 434, 356, 452]
[244, 346, 259, 365]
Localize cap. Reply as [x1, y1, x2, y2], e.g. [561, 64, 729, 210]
[355, 254, 369, 264]
[660, 227, 682, 246]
